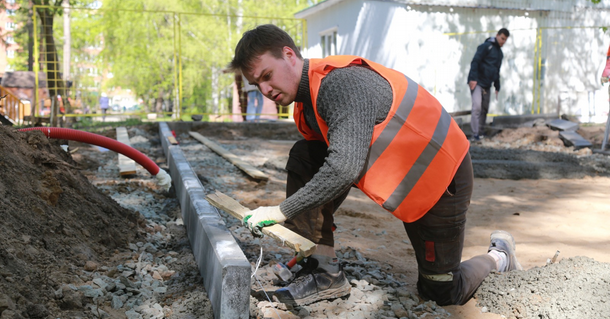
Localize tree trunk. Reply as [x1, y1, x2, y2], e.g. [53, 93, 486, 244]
[39, 7, 67, 127]
[27, 1, 34, 71]
[155, 88, 164, 114]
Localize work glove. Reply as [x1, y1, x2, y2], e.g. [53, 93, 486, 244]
[243, 206, 286, 237]
[155, 169, 172, 192]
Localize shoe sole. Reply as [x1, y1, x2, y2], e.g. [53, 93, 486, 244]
[491, 230, 523, 271]
[280, 280, 352, 306]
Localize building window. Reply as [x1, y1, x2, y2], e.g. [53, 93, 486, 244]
[6, 22, 15, 31]
[320, 29, 337, 58]
[7, 9, 15, 16]
[7, 50, 14, 58]
[6, 36, 14, 44]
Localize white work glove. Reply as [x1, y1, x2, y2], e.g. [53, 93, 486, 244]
[244, 206, 286, 237]
[155, 169, 172, 192]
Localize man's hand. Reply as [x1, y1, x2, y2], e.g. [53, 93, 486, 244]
[496, 90, 499, 100]
[243, 206, 286, 237]
[469, 81, 477, 91]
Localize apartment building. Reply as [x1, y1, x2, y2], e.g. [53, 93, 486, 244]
[0, 0, 19, 77]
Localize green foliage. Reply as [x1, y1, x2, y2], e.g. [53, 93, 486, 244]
[184, 81, 210, 113]
[100, 0, 180, 109]
[8, 0, 310, 118]
[97, 0, 309, 116]
[71, 116, 143, 130]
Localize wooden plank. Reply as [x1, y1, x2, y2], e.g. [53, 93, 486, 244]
[206, 191, 316, 257]
[116, 127, 137, 176]
[189, 131, 268, 181]
[167, 135, 179, 145]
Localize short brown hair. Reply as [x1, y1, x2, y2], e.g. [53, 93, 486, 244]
[228, 24, 302, 72]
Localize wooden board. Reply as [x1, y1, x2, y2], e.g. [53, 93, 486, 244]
[116, 127, 137, 176]
[206, 191, 316, 257]
[189, 131, 268, 181]
[167, 135, 179, 145]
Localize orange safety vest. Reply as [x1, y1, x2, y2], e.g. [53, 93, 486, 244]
[293, 56, 470, 223]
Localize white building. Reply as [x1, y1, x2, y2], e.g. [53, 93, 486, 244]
[295, 0, 610, 122]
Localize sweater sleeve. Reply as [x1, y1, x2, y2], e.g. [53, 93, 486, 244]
[279, 66, 393, 219]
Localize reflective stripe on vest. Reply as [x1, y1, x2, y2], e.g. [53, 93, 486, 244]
[294, 56, 469, 222]
[356, 75, 454, 212]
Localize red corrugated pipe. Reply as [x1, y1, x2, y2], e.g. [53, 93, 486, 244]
[18, 127, 172, 190]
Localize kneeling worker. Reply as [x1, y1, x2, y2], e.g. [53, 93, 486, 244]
[229, 24, 522, 307]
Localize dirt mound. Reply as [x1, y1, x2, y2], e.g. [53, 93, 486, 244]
[0, 125, 142, 317]
[470, 124, 610, 179]
[476, 256, 610, 319]
[492, 125, 566, 147]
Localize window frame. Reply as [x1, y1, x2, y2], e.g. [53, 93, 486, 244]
[319, 27, 338, 58]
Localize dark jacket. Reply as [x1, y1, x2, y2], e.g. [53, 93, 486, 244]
[467, 37, 503, 91]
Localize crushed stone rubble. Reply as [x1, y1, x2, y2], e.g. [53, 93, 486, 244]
[476, 256, 610, 319]
[37, 126, 213, 319]
[179, 133, 452, 319]
[67, 128, 450, 319]
[49, 124, 610, 319]
[65, 183, 207, 319]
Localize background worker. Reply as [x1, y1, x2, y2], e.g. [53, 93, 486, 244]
[99, 93, 109, 122]
[467, 28, 510, 141]
[230, 24, 521, 307]
[242, 74, 264, 122]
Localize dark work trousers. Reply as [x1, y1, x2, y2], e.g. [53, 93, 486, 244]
[284, 139, 496, 306]
[403, 152, 496, 305]
[470, 85, 491, 137]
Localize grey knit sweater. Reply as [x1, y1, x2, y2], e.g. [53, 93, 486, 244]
[279, 59, 393, 219]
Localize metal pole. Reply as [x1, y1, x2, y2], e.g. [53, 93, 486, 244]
[63, 0, 70, 82]
[33, 6, 40, 121]
[178, 15, 183, 120]
[173, 13, 178, 120]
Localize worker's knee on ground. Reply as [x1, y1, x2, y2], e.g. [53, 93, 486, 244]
[417, 273, 464, 306]
[415, 226, 464, 272]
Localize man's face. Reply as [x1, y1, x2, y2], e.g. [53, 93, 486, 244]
[242, 47, 301, 106]
[496, 34, 508, 47]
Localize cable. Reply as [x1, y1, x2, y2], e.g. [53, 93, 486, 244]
[251, 244, 282, 319]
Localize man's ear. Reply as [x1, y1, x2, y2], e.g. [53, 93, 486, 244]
[283, 46, 297, 62]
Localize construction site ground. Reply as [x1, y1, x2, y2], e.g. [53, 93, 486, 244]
[1, 120, 609, 319]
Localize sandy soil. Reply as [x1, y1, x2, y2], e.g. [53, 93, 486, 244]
[338, 177, 610, 319]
